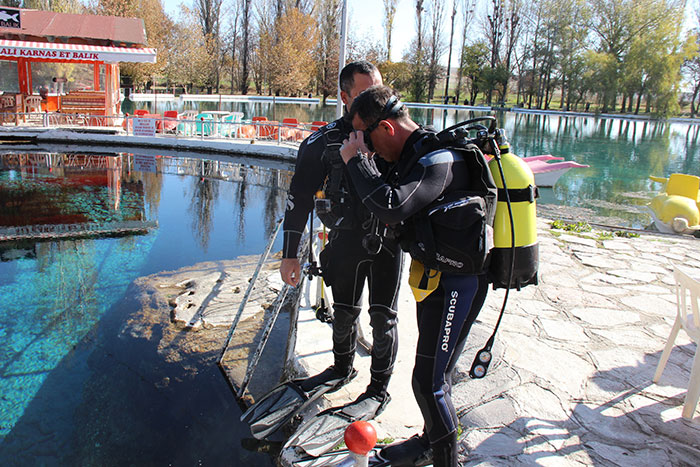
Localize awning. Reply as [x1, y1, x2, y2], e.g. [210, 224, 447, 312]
[0, 39, 156, 63]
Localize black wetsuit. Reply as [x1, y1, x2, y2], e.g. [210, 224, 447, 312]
[346, 128, 489, 466]
[282, 116, 403, 396]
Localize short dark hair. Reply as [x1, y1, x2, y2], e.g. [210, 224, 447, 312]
[339, 61, 378, 95]
[349, 85, 408, 125]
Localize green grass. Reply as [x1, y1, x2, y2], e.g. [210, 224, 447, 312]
[551, 220, 592, 232]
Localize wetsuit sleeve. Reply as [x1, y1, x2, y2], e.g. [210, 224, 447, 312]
[346, 150, 456, 225]
[282, 133, 327, 258]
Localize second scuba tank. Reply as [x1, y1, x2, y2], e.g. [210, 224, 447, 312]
[487, 131, 538, 289]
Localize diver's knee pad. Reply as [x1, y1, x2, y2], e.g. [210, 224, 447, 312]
[368, 307, 398, 363]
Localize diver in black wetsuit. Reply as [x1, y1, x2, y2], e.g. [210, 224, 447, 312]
[340, 85, 493, 467]
[280, 62, 403, 410]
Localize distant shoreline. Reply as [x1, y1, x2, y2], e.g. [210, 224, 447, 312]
[128, 93, 700, 125]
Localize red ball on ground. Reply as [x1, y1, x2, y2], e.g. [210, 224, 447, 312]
[344, 421, 377, 455]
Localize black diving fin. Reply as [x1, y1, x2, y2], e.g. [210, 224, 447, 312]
[240, 366, 357, 440]
[291, 445, 385, 467]
[283, 392, 391, 457]
[290, 433, 434, 467]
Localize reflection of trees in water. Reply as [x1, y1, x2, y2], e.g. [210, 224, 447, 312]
[189, 161, 220, 251]
[263, 169, 288, 238]
[122, 155, 163, 219]
[234, 167, 248, 244]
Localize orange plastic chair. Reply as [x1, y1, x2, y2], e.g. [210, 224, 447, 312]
[311, 121, 328, 131]
[162, 110, 179, 132]
[258, 120, 279, 138]
[238, 125, 256, 139]
[282, 117, 299, 128]
[252, 116, 268, 122]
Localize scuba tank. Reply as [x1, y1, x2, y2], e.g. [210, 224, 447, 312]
[468, 122, 539, 379]
[487, 129, 539, 290]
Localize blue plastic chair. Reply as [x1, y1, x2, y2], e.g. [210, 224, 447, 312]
[195, 113, 214, 136]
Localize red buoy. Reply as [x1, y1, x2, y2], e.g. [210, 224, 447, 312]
[344, 421, 377, 455]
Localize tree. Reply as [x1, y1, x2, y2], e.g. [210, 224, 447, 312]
[383, 0, 398, 61]
[268, 8, 318, 95]
[407, 0, 428, 102]
[684, 12, 700, 117]
[194, 0, 224, 92]
[426, 0, 446, 101]
[379, 61, 412, 94]
[94, 0, 174, 89]
[587, 0, 683, 112]
[459, 41, 489, 105]
[455, 0, 476, 104]
[240, 0, 252, 94]
[165, 6, 210, 92]
[315, 0, 341, 103]
[443, 0, 457, 102]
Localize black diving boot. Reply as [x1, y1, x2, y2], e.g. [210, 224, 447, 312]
[299, 365, 357, 393]
[379, 432, 433, 466]
[431, 431, 458, 467]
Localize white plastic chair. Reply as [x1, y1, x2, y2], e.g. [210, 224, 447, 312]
[653, 265, 700, 419]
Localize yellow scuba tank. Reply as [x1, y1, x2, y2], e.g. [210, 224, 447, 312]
[487, 130, 538, 289]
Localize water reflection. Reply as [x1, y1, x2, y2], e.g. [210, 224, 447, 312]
[0, 150, 291, 465]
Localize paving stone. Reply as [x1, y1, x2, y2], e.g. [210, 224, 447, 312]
[569, 307, 641, 326]
[557, 234, 598, 247]
[589, 328, 664, 350]
[464, 428, 526, 458]
[579, 283, 629, 295]
[580, 271, 636, 285]
[574, 253, 626, 269]
[601, 239, 634, 250]
[502, 334, 594, 395]
[538, 318, 589, 342]
[618, 294, 676, 317]
[607, 269, 658, 283]
[621, 284, 673, 295]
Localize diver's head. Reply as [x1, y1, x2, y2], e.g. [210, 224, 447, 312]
[339, 61, 382, 112]
[350, 85, 416, 162]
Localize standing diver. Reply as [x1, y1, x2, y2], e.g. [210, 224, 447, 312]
[339, 85, 497, 467]
[241, 62, 403, 443]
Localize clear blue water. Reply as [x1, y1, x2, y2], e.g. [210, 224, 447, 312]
[0, 153, 291, 465]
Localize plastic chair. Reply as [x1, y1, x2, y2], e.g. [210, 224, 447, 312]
[162, 110, 179, 133]
[221, 112, 243, 137]
[311, 121, 328, 131]
[282, 117, 299, 128]
[24, 95, 42, 113]
[195, 113, 214, 136]
[666, 174, 700, 201]
[653, 265, 700, 419]
[134, 109, 149, 117]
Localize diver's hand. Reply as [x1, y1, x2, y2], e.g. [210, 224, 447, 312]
[340, 131, 370, 164]
[280, 257, 301, 286]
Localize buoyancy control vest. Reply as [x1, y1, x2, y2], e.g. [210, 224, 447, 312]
[314, 120, 370, 231]
[397, 128, 498, 275]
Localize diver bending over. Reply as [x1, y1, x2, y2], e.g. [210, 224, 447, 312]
[242, 62, 403, 441]
[340, 85, 495, 466]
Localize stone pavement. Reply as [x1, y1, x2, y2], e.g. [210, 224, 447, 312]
[289, 218, 700, 465]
